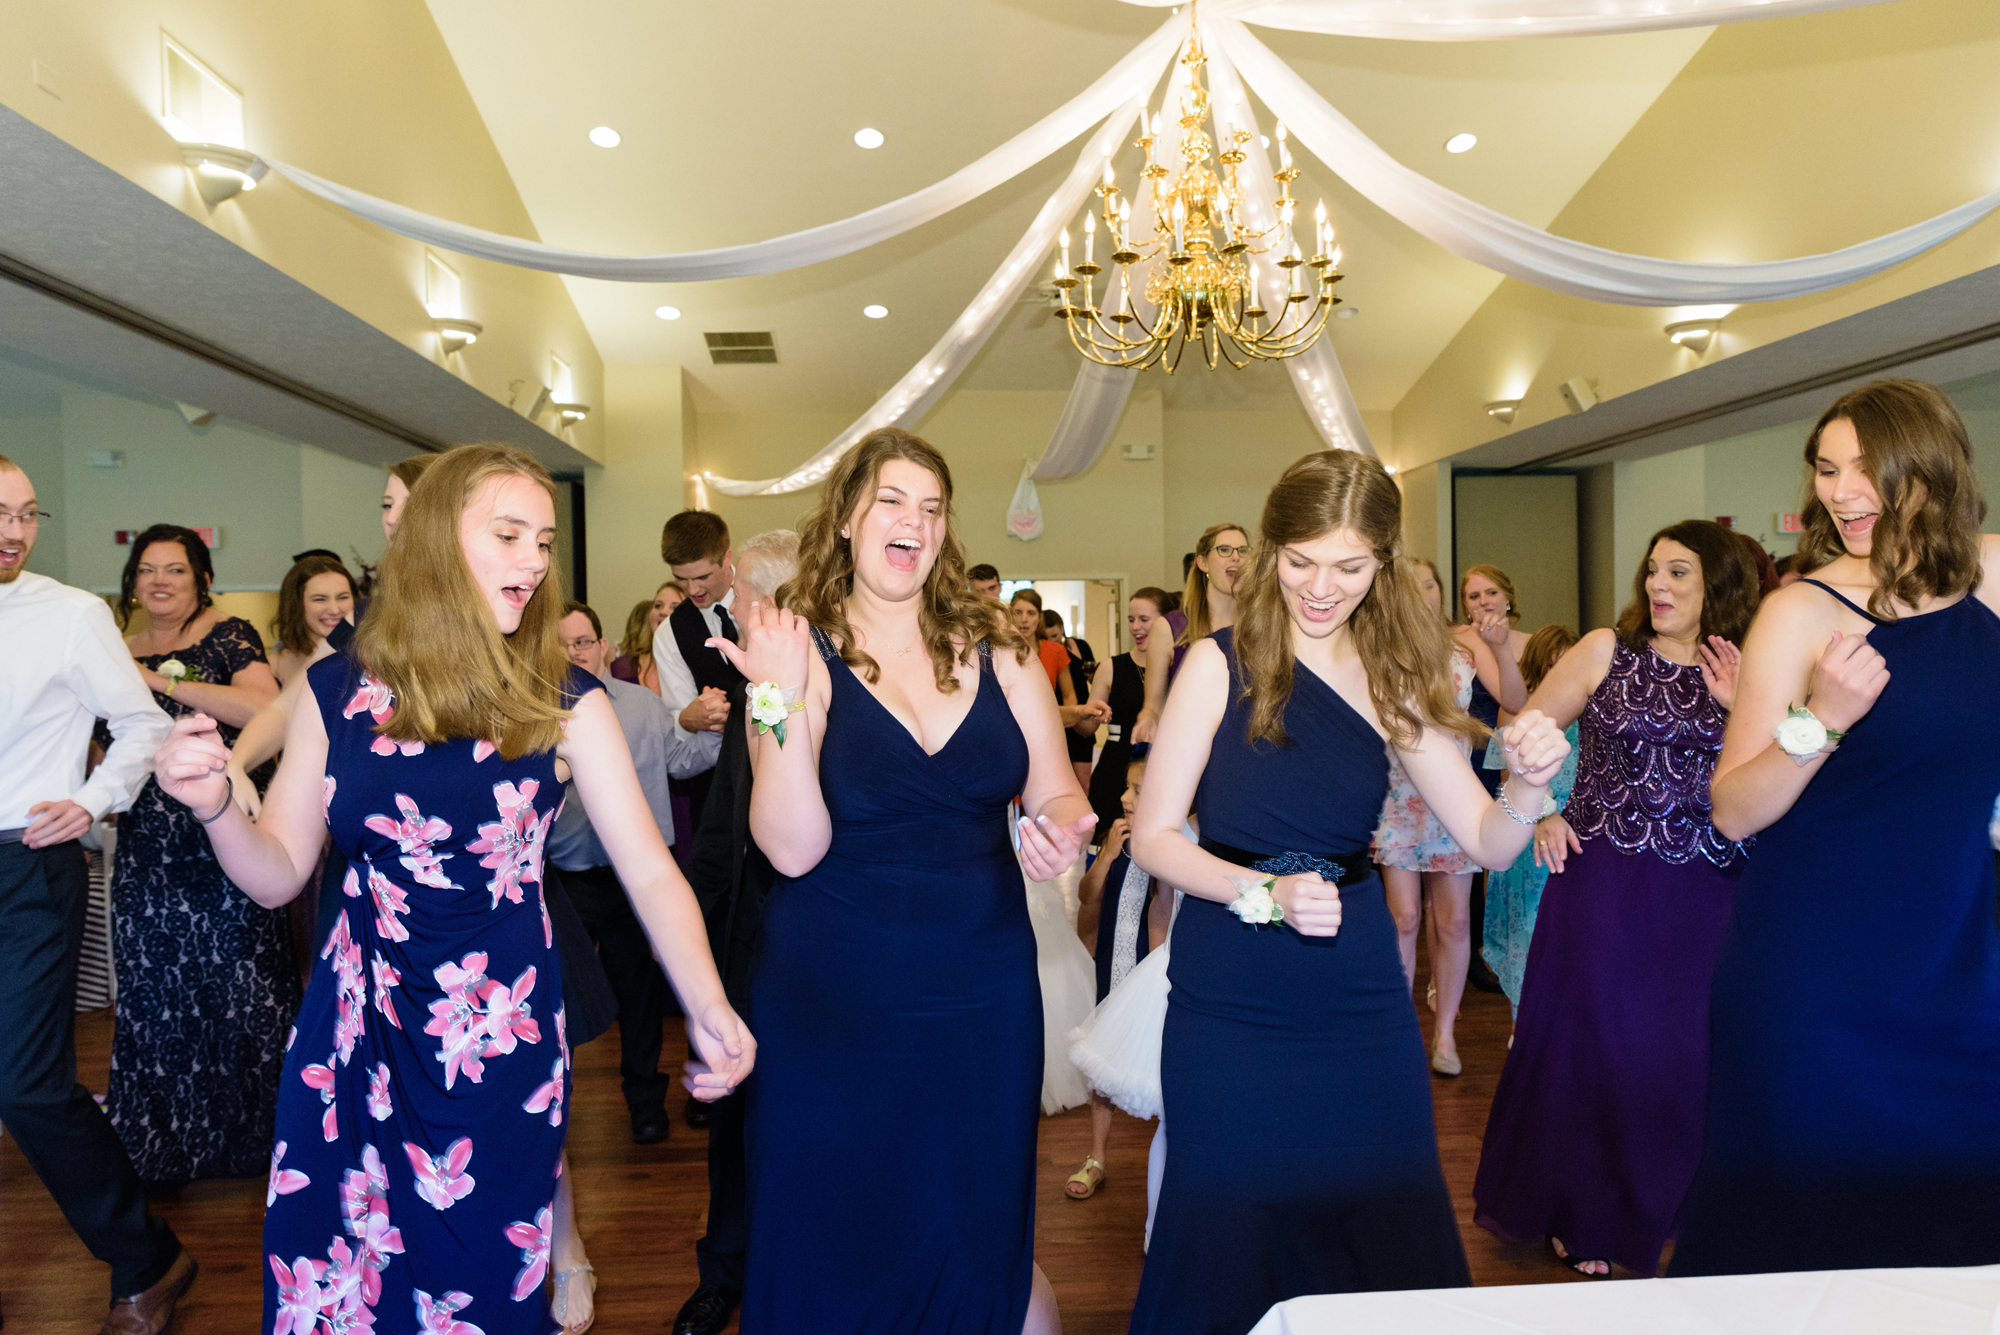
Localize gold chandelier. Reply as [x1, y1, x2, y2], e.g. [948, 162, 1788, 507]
[1054, 26, 1342, 373]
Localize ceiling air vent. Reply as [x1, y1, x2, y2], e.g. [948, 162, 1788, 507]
[705, 331, 777, 365]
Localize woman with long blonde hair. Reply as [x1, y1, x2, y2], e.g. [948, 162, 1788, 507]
[711, 426, 1092, 1335]
[152, 444, 751, 1333]
[1132, 521, 1248, 744]
[1127, 451, 1569, 1328]
[1674, 379, 2000, 1275]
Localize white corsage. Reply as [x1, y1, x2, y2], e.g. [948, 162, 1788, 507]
[158, 658, 188, 681]
[1226, 874, 1283, 927]
[748, 680, 805, 746]
[1774, 703, 1843, 767]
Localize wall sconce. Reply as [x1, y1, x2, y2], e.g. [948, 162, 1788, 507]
[554, 403, 590, 427]
[1485, 399, 1521, 424]
[432, 317, 483, 355]
[178, 142, 266, 206]
[1665, 318, 1720, 354]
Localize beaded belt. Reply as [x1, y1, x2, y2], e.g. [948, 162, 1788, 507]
[1198, 837, 1376, 887]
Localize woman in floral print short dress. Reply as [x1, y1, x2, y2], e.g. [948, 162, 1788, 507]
[152, 445, 753, 1334]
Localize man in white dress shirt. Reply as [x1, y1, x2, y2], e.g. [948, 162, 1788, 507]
[650, 510, 743, 826]
[551, 601, 707, 1144]
[0, 457, 196, 1333]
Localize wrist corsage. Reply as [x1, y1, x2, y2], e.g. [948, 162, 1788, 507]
[748, 681, 806, 746]
[1773, 703, 1844, 767]
[1226, 874, 1283, 926]
[157, 658, 202, 697]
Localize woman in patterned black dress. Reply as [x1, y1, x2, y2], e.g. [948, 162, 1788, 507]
[106, 524, 288, 1185]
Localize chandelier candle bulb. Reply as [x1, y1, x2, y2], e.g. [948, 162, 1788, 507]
[1277, 123, 1293, 172]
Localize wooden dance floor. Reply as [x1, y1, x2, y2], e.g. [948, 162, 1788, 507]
[0, 947, 1580, 1332]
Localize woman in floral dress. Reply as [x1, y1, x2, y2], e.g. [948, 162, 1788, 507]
[152, 446, 753, 1334]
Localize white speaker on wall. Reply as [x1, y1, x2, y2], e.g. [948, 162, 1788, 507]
[1558, 377, 1598, 415]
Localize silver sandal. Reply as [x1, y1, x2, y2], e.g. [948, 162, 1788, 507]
[551, 1261, 597, 1333]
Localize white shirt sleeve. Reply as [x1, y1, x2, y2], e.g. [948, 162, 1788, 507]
[68, 600, 172, 820]
[652, 610, 724, 773]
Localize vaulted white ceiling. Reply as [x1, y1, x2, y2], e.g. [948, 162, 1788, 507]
[424, 0, 1712, 419]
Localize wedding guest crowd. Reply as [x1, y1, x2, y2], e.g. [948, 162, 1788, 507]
[4, 372, 1997, 1334]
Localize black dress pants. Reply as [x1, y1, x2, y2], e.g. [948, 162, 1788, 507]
[695, 1084, 748, 1290]
[559, 864, 673, 1109]
[0, 839, 180, 1296]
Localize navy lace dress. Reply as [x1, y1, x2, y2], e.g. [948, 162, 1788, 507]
[1674, 583, 2000, 1274]
[1130, 630, 1468, 1335]
[744, 631, 1038, 1334]
[1474, 641, 1747, 1274]
[260, 655, 590, 1333]
[107, 615, 298, 1184]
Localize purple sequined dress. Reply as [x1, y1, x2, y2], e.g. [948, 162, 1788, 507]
[1473, 640, 1748, 1274]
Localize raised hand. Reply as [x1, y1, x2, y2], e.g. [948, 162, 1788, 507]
[1100, 816, 1131, 862]
[708, 599, 812, 698]
[1807, 629, 1890, 732]
[1020, 810, 1096, 881]
[1698, 635, 1742, 710]
[683, 1002, 757, 1102]
[1475, 612, 1512, 647]
[1533, 812, 1583, 873]
[1497, 710, 1571, 787]
[153, 713, 233, 815]
[1273, 871, 1342, 937]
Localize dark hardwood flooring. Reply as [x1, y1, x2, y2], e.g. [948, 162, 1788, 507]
[1, 946, 1590, 1333]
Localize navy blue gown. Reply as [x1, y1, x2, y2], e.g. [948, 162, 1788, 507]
[1130, 630, 1469, 1335]
[1673, 582, 2000, 1275]
[744, 632, 1038, 1334]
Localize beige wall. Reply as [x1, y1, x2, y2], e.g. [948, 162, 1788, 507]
[5, 0, 603, 460]
[1392, 0, 2000, 469]
[1453, 473, 1580, 632]
[583, 363, 690, 629]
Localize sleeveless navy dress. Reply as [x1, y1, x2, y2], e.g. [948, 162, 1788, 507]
[1673, 582, 2000, 1274]
[262, 655, 592, 1332]
[744, 632, 1038, 1334]
[1130, 630, 1469, 1335]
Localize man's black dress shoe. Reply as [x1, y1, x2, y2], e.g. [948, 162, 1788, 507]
[630, 1103, 672, 1145]
[673, 1283, 741, 1335]
[683, 1094, 713, 1130]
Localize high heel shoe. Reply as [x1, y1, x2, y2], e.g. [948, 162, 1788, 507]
[552, 1262, 597, 1333]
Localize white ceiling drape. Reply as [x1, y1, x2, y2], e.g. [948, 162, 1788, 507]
[704, 101, 1156, 495]
[1116, 0, 1894, 40]
[264, 17, 1182, 284]
[1211, 16, 2000, 306]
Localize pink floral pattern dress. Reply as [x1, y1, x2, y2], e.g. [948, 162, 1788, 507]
[264, 655, 590, 1333]
[1370, 650, 1480, 875]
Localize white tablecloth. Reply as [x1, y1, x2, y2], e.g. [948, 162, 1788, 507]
[1248, 1265, 2000, 1335]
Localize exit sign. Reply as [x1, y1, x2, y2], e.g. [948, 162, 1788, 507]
[1776, 513, 1804, 533]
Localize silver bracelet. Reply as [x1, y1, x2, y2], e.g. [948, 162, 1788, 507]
[1496, 782, 1537, 827]
[195, 774, 236, 825]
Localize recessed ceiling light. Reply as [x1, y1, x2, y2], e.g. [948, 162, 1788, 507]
[863, 304, 889, 319]
[655, 305, 681, 321]
[589, 126, 622, 148]
[853, 128, 885, 150]
[1445, 132, 1477, 154]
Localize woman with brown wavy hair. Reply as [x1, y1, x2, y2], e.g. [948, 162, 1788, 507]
[1132, 520, 1249, 744]
[1673, 379, 2000, 1276]
[268, 554, 356, 687]
[1125, 450, 1569, 1329]
[710, 427, 1093, 1335]
[152, 443, 751, 1333]
[1473, 519, 1755, 1279]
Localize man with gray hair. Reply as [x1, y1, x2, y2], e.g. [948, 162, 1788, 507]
[674, 528, 797, 1335]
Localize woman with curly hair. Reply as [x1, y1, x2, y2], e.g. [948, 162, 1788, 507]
[1474, 519, 1758, 1278]
[711, 427, 1094, 1334]
[1675, 379, 2000, 1276]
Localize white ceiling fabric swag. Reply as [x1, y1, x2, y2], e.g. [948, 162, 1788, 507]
[704, 102, 1152, 495]
[1210, 15, 2000, 305]
[1118, 0, 1893, 40]
[264, 16, 1182, 284]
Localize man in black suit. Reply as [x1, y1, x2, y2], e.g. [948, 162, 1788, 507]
[671, 528, 799, 1335]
